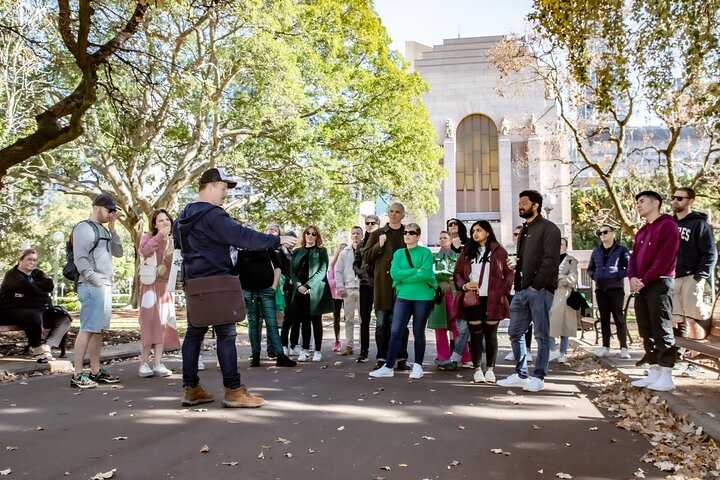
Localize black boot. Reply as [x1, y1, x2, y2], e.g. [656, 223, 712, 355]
[250, 353, 261, 367]
[276, 354, 297, 367]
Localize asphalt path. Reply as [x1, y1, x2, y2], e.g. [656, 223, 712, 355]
[1, 349, 665, 480]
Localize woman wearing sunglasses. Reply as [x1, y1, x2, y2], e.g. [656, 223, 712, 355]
[289, 225, 333, 362]
[369, 223, 437, 379]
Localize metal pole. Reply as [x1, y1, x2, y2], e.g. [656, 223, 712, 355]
[53, 242, 60, 305]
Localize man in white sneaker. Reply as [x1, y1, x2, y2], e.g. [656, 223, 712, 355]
[670, 187, 717, 378]
[335, 226, 363, 356]
[497, 190, 560, 393]
[628, 191, 680, 391]
[587, 225, 631, 359]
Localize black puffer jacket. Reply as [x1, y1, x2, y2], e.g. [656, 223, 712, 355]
[0, 266, 53, 310]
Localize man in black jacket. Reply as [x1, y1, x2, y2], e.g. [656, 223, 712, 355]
[353, 214, 379, 362]
[498, 190, 561, 392]
[671, 187, 718, 377]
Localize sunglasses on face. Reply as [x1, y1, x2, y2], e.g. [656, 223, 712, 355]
[365, 222, 377, 226]
[671, 195, 689, 201]
[404, 231, 419, 236]
[597, 230, 611, 236]
[305, 231, 317, 237]
[447, 222, 458, 227]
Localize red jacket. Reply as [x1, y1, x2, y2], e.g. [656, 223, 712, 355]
[453, 241, 513, 320]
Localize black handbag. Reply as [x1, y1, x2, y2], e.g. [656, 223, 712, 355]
[566, 289, 589, 311]
[404, 248, 443, 305]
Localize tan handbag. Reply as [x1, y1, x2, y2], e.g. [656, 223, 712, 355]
[184, 275, 246, 327]
[138, 251, 158, 285]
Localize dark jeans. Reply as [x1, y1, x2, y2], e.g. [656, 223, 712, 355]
[182, 322, 240, 389]
[358, 285, 373, 356]
[375, 309, 408, 362]
[244, 288, 282, 355]
[595, 288, 627, 348]
[385, 299, 434, 368]
[508, 288, 553, 380]
[634, 278, 677, 367]
[0, 307, 43, 348]
[509, 294, 533, 350]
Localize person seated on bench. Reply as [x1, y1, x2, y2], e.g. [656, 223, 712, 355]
[0, 248, 55, 362]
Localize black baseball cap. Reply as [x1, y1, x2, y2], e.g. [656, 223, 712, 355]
[200, 167, 238, 188]
[93, 193, 118, 211]
[635, 190, 663, 204]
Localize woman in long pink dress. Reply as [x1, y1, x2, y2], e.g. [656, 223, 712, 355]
[137, 209, 181, 377]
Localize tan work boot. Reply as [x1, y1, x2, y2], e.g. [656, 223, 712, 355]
[222, 385, 267, 408]
[182, 384, 214, 406]
[340, 345, 354, 356]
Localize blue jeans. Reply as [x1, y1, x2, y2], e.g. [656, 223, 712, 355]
[452, 319, 470, 357]
[385, 299, 434, 368]
[375, 310, 408, 362]
[508, 288, 554, 379]
[182, 322, 240, 389]
[549, 336, 569, 354]
[244, 288, 282, 355]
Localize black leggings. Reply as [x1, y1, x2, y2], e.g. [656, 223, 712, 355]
[468, 322, 499, 368]
[332, 298, 343, 340]
[0, 307, 43, 348]
[293, 293, 323, 351]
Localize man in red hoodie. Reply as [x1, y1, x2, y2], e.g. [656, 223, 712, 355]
[628, 191, 680, 392]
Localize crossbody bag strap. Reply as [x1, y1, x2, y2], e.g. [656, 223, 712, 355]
[404, 247, 414, 268]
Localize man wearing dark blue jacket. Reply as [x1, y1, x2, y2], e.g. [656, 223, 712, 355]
[587, 225, 630, 359]
[671, 187, 718, 378]
[174, 168, 297, 408]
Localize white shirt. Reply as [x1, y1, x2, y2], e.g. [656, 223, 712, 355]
[470, 247, 491, 297]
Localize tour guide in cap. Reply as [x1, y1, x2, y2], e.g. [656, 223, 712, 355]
[173, 167, 297, 408]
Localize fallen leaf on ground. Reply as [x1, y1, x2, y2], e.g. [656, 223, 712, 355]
[284, 452, 293, 458]
[36, 426, 44, 430]
[490, 448, 504, 454]
[555, 473, 572, 479]
[308, 448, 315, 454]
[5, 446, 17, 451]
[422, 436, 435, 441]
[538, 469, 544, 474]
[200, 444, 210, 453]
[589, 427, 598, 431]
[277, 437, 291, 444]
[112, 436, 127, 441]
[108, 412, 117, 417]
[458, 425, 466, 430]
[221, 462, 239, 466]
[257, 452, 265, 459]
[532, 424, 541, 430]
[380, 466, 391, 471]
[398, 463, 408, 467]
[194, 408, 208, 412]
[633, 468, 645, 478]
[0, 469, 11, 476]
[337, 426, 345, 431]
[90, 469, 116, 479]
[449, 460, 461, 467]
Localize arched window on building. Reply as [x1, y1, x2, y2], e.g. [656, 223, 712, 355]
[456, 114, 499, 213]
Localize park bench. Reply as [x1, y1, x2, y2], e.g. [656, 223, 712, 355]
[578, 293, 635, 346]
[0, 323, 68, 358]
[674, 295, 720, 379]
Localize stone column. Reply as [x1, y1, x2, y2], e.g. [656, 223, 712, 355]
[498, 136, 513, 244]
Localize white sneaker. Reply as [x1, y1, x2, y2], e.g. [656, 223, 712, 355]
[461, 361, 474, 369]
[594, 347, 610, 357]
[631, 365, 661, 388]
[369, 365, 394, 378]
[484, 370, 496, 383]
[647, 367, 675, 391]
[138, 363, 154, 378]
[619, 348, 631, 359]
[497, 373, 528, 388]
[197, 356, 205, 371]
[473, 370, 486, 383]
[312, 351, 322, 362]
[297, 350, 310, 362]
[283, 346, 290, 356]
[523, 377, 545, 392]
[409, 363, 423, 379]
[504, 351, 515, 361]
[548, 350, 561, 362]
[557, 354, 567, 364]
[153, 363, 172, 377]
[291, 346, 303, 357]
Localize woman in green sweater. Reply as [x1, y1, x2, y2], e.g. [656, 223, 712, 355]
[369, 223, 437, 380]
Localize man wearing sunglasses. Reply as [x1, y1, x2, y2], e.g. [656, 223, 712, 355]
[628, 190, 680, 391]
[353, 214, 380, 362]
[70, 193, 124, 389]
[361, 204, 411, 370]
[587, 225, 630, 359]
[671, 187, 717, 378]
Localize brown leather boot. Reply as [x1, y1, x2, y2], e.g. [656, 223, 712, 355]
[222, 385, 267, 408]
[182, 384, 214, 406]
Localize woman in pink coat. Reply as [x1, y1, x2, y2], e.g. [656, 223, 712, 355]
[137, 209, 181, 377]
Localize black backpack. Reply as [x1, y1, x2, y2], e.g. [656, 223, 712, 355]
[62, 220, 102, 282]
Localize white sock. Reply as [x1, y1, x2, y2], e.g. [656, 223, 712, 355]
[450, 352, 462, 362]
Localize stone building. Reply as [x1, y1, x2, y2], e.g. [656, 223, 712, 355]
[405, 36, 572, 246]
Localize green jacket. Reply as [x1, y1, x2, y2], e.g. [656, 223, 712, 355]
[290, 246, 333, 315]
[390, 246, 437, 301]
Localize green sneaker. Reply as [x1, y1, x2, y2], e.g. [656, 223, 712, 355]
[437, 360, 458, 371]
[70, 372, 98, 389]
[89, 368, 120, 384]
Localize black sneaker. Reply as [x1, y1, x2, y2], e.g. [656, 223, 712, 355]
[90, 368, 120, 384]
[70, 372, 98, 389]
[635, 354, 648, 367]
[356, 355, 369, 363]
